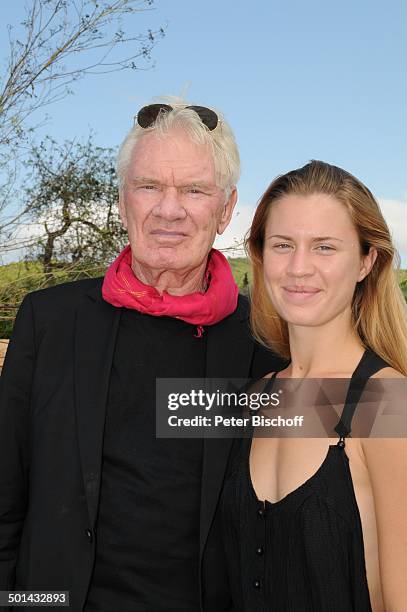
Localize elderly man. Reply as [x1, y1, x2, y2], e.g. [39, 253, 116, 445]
[0, 101, 283, 611]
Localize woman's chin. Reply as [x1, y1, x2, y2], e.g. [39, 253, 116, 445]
[276, 305, 329, 328]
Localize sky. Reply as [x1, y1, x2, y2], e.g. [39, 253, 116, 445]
[1, 0, 406, 263]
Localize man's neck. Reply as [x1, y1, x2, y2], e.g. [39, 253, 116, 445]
[131, 258, 208, 296]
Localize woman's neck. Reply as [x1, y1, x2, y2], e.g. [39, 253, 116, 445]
[284, 311, 365, 378]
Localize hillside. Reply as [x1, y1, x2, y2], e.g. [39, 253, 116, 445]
[1, 259, 406, 339]
[1, 258, 405, 293]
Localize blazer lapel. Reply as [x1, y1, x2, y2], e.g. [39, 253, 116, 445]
[200, 298, 254, 559]
[74, 283, 121, 528]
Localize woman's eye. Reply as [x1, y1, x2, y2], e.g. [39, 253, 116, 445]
[273, 243, 292, 250]
[315, 245, 335, 252]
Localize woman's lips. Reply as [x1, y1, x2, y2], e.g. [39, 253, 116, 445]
[282, 285, 322, 302]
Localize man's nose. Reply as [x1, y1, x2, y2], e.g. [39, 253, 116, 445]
[286, 246, 315, 277]
[152, 187, 187, 221]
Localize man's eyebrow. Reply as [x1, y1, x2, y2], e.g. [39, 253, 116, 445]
[129, 176, 161, 184]
[129, 177, 217, 190]
[266, 234, 344, 242]
[181, 181, 217, 190]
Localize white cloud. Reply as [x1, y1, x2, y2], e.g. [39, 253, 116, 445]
[379, 199, 407, 266]
[0, 221, 44, 264]
[3, 198, 406, 268]
[214, 203, 254, 256]
[215, 198, 407, 267]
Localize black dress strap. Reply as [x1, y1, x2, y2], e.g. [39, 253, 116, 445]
[334, 348, 390, 439]
[262, 371, 278, 394]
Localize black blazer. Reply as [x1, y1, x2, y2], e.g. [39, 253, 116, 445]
[0, 278, 283, 611]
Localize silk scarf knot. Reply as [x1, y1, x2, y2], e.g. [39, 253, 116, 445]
[102, 245, 239, 331]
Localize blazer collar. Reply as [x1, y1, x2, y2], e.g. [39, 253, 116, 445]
[74, 282, 121, 527]
[200, 300, 254, 561]
[75, 285, 253, 553]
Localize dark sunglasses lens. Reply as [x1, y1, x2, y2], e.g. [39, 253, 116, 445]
[137, 104, 173, 128]
[188, 106, 219, 130]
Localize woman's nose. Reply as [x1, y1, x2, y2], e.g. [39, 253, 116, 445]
[286, 247, 315, 277]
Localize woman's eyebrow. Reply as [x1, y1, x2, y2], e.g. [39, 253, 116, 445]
[266, 234, 344, 242]
[311, 236, 344, 242]
[266, 234, 293, 240]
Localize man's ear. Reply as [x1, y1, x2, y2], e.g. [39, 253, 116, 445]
[358, 246, 378, 282]
[217, 187, 238, 235]
[118, 190, 128, 230]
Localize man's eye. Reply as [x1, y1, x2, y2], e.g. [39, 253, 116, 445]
[136, 184, 158, 191]
[187, 188, 203, 195]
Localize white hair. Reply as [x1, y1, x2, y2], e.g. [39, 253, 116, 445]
[116, 96, 240, 193]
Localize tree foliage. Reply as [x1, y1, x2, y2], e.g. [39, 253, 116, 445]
[0, 0, 164, 237]
[24, 135, 128, 276]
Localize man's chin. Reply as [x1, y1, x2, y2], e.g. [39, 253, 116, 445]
[152, 256, 198, 271]
[137, 253, 200, 272]
[131, 243, 210, 273]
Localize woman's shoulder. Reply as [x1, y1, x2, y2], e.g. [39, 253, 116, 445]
[364, 347, 405, 378]
[371, 367, 405, 379]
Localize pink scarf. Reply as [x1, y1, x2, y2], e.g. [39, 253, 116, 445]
[102, 245, 238, 332]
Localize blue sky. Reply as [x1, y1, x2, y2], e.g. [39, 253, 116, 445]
[1, 0, 406, 262]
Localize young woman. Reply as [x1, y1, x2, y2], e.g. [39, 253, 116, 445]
[221, 161, 407, 611]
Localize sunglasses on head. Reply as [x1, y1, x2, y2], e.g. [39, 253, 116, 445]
[135, 104, 219, 131]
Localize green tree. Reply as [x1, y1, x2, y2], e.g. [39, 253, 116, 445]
[0, 0, 164, 241]
[24, 135, 127, 277]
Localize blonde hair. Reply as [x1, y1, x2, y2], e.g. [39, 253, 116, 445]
[117, 96, 240, 192]
[246, 160, 407, 375]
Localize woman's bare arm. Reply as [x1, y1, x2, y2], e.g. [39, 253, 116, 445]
[362, 438, 407, 611]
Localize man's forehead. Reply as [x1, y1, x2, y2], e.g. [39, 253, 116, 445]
[130, 156, 212, 172]
[129, 133, 216, 181]
[133, 129, 211, 159]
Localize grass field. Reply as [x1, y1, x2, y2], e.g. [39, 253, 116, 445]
[0, 259, 406, 338]
[1, 259, 405, 292]
[0, 261, 106, 338]
[0, 260, 106, 287]
[0, 258, 252, 291]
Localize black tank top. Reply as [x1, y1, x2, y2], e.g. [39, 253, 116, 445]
[221, 348, 389, 612]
